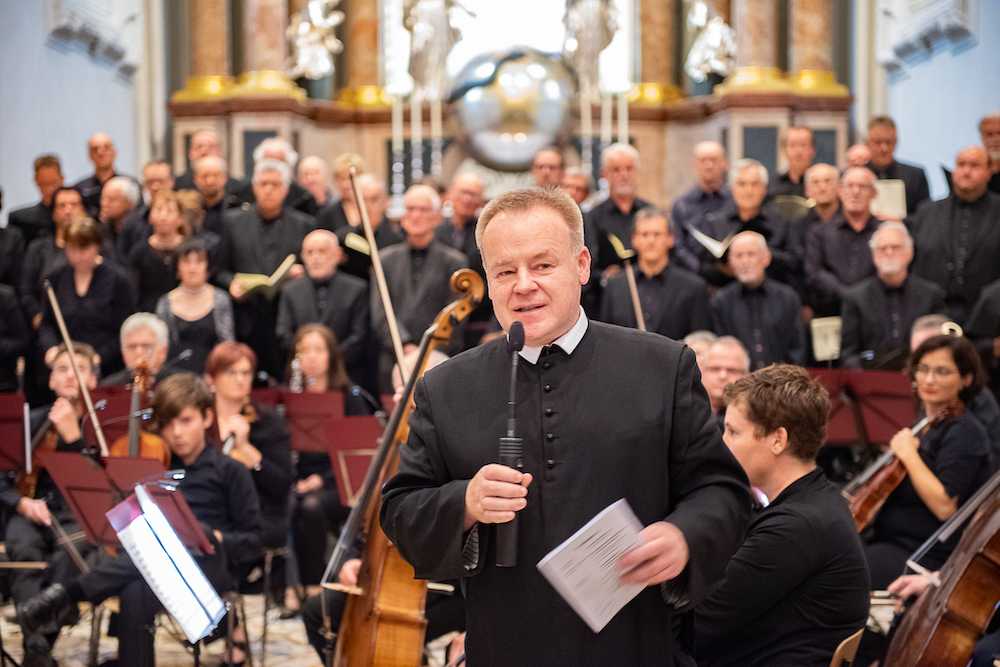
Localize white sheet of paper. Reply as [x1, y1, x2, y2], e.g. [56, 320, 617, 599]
[536, 498, 646, 633]
[871, 179, 907, 219]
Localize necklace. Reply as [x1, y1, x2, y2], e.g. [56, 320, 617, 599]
[179, 284, 209, 297]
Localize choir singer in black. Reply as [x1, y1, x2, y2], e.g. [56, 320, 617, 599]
[380, 187, 752, 667]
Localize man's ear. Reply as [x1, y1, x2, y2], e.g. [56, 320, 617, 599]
[771, 427, 790, 456]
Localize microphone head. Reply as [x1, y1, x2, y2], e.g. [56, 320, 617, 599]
[507, 321, 525, 352]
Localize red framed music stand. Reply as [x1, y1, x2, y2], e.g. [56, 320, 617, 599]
[324, 416, 384, 507]
[0, 393, 27, 472]
[809, 369, 915, 449]
[86, 387, 133, 446]
[283, 391, 346, 453]
[250, 387, 283, 408]
[37, 451, 166, 548]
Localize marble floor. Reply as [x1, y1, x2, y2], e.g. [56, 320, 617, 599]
[0, 594, 324, 667]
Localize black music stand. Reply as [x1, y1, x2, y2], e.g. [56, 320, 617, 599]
[0, 393, 27, 473]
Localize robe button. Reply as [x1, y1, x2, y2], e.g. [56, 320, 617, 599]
[546, 433, 555, 442]
[544, 383, 553, 392]
[547, 459, 555, 469]
[542, 361, 551, 369]
[544, 407, 554, 417]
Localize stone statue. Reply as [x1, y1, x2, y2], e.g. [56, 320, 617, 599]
[404, 0, 467, 103]
[684, 1, 736, 83]
[562, 0, 617, 103]
[287, 0, 345, 80]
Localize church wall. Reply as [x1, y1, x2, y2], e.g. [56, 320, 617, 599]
[885, 1, 1000, 201]
[0, 2, 137, 220]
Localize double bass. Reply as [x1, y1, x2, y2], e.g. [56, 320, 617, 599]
[319, 168, 483, 667]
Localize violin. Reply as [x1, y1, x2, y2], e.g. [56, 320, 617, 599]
[16, 417, 61, 499]
[845, 398, 963, 532]
[220, 403, 258, 457]
[108, 360, 171, 467]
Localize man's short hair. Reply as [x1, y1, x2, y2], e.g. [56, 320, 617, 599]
[151, 373, 214, 433]
[600, 142, 640, 170]
[804, 163, 838, 185]
[732, 158, 769, 186]
[710, 336, 751, 371]
[191, 128, 221, 144]
[253, 158, 291, 186]
[253, 137, 298, 169]
[34, 155, 62, 175]
[563, 166, 594, 192]
[780, 126, 814, 149]
[50, 341, 97, 371]
[106, 177, 141, 205]
[980, 111, 1000, 132]
[869, 221, 913, 251]
[534, 148, 565, 168]
[143, 158, 170, 172]
[868, 115, 897, 131]
[633, 207, 673, 234]
[357, 173, 386, 195]
[476, 187, 584, 253]
[194, 155, 228, 174]
[841, 166, 877, 187]
[121, 313, 168, 349]
[731, 230, 768, 253]
[723, 364, 830, 462]
[53, 187, 82, 206]
[684, 330, 718, 347]
[405, 184, 441, 212]
[911, 314, 951, 337]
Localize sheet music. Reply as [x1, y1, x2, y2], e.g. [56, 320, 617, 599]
[871, 179, 907, 219]
[688, 227, 733, 259]
[536, 499, 646, 633]
[114, 487, 225, 642]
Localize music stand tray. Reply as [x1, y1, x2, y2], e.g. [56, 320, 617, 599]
[0, 393, 27, 472]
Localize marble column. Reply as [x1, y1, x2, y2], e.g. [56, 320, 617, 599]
[338, 0, 388, 106]
[715, 0, 788, 94]
[789, 0, 847, 94]
[171, 0, 233, 100]
[231, 0, 306, 99]
[637, 0, 680, 104]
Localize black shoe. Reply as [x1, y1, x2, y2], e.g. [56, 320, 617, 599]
[22, 634, 58, 667]
[17, 584, 75, 636]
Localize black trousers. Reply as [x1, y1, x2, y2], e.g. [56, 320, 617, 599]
[291, 487, 345, 585]
[75, 535, 232, 667]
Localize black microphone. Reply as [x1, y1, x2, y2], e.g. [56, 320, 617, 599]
[497, 321, 525, 567]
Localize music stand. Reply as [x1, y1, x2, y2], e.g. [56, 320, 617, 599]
[37, 451, 165, 548]
[809, 369, 915, 449]
[324, 416, 384, 506]
[86, 388, 132, 446]
[284, 391, 346, 454]
[0, 393, 27, 472]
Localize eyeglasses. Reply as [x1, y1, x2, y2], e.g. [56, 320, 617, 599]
[221, 369, 254, 379]
[124, 343, 156, 354]
[914, 365, 958, 379]
[874, 243, 906, 254]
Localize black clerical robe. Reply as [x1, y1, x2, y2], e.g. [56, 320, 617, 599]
[804, 212, 880, 317]
[671, 185, 733, 274]
[381, 322, 752, 667]
[697, 207, 800, 289]
[7, 202, 53, 245]
[711, 278, 806, 368]
[695, 469, 870, 667]
[599, 263, 710, 340]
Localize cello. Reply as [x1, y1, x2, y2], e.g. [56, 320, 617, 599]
[107, 360, 171, 467]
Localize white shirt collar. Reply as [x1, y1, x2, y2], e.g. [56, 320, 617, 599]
[514, 306, 589, 365]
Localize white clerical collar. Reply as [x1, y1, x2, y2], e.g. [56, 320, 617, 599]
[515, 306, 589, 365]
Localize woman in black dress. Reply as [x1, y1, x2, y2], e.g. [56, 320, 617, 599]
[155, 238, 233, 373]
[864, 334, 994, 588]
[128, 190, 187, 312]
[39, 217, 134, 377]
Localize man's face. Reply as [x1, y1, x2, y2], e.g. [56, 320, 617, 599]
[100, 185, 132, 222]
[838, 170, 876, 216]
[866, 126, 897, 167]
[631, 217, 673, 266]
[298, 159, 328, 195]
[122, 327, 167, 373]
[35, 167, 64, 204]
[53, 190, 84, 226]
[694, 148, 727, 190]
[723, 400, 771, 487]
[805, 167, 839, 206]
[729, 237, 770, 286]
[189, 131, 220, 162]
[952, 148, 991, 200]
[449, 176, 483, 223]
[982, 119, 1000, 160]
[872, 228, 912, 278]
[702, 345, 748, 407]
[482, 206, 590, 347]
[301, 234, 340, 280]
[143, 164, 173, 197]
[560, 174, 589, 205]
[401, 192, 441, 244]
[602, 152, 637, 199]
[88, 134, 116, 170]
[360, 182, 387, 224]
[49, 352, 95, 399]
[253, 171, 289, 214]
[732, 167, 767, 213]
[783, 128, 815, 174]
[194, 162, 226, 200]
[160, 405, 211, 464]
[531, 151, 564, 187]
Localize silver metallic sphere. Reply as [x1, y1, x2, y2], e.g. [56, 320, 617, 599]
[448, 49, 577, 172]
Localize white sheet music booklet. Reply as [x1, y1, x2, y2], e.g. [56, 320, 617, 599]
[536, 498, 647, 633]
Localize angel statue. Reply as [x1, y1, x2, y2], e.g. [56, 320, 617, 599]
[562, 0, 617, 104]
[287, 0, 345, 80]
[405, 0, 469, 103]
[684, 1, 736, 84]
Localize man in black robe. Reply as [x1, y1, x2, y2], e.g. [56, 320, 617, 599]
[218, 159, 315, 378]
[173, 128, 243, 194]
[230, 137, 318, 217]
[8, 155, 62, 244]
[695, 365, 870, 667]
[672, 141, 732, 273]
[768, 126, 815, 199]
[909, 146, 1000, 325]
[381, 187, 751, 667]
[864, 116, 930, 217]
[72, 133, 131, 218]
